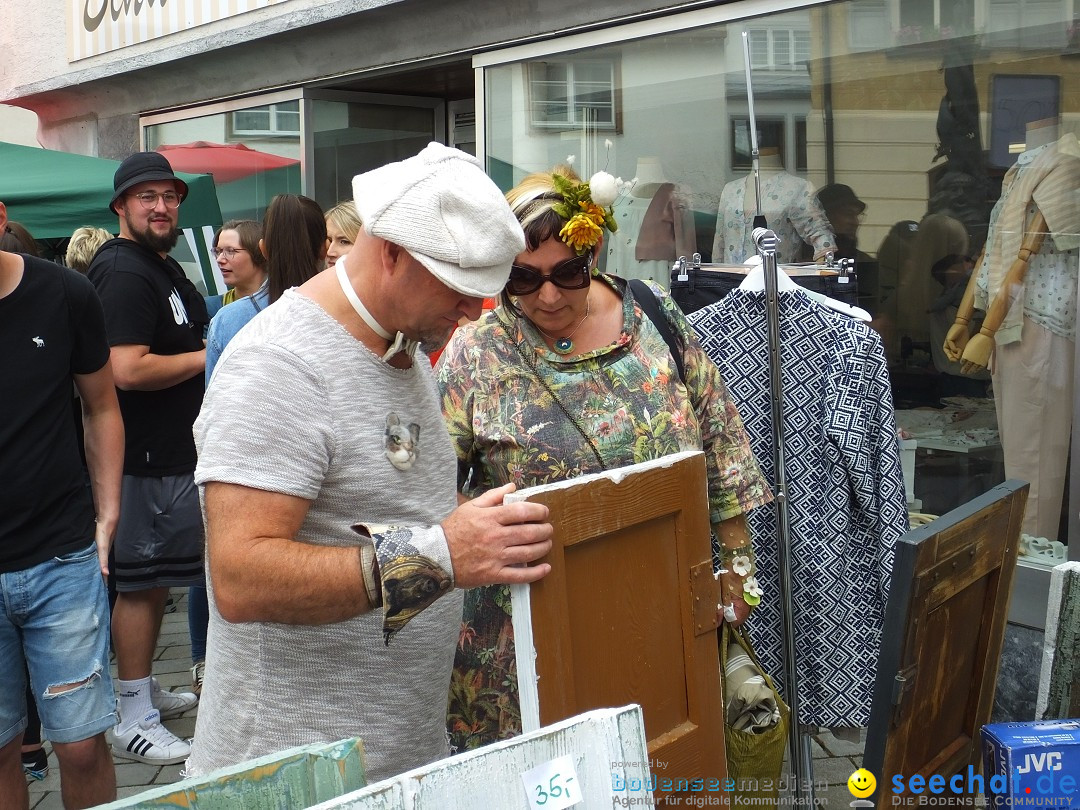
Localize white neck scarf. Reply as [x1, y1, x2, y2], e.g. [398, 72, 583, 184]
[335, 258, 417, 362]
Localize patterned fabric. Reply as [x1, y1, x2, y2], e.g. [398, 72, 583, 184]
[358, 524, 454, 644]
[689, 289, 908, 728]
[713, 171, 836, 264]
[974, 136, 1080, 343]
[436, 275, 771, 749]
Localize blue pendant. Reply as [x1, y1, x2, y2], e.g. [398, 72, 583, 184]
[553, 337, 574, 354]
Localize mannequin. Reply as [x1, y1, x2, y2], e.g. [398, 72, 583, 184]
[713, 146, 836, 264]
[606, 157, 696, 283]
[944, 118, 1080, 541]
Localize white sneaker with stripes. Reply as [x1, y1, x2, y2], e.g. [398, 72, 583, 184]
[150, 677, 198, 720]
[111, 710, 191, 765]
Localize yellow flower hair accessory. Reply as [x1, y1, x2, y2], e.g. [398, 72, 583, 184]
[550, 150, 635, 256]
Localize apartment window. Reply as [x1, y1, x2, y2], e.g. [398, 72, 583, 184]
[849, 0, 889, 49]
[528, 59, 618, 130]
[731, 117, 808, 172]
[747, 28, 812, 70]
[231, 100, 301, 137]
[987, 0, 1068, 47]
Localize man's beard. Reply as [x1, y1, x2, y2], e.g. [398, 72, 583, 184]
[418, 323, 457, 356]
[125, 211, 179, 254]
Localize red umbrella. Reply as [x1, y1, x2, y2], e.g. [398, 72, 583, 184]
[156, 141, 299, 184]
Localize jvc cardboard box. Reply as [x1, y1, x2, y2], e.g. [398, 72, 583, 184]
[981, 720, 1080, 808]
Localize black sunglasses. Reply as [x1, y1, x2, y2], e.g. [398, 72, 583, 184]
[506, 254, 592, 296]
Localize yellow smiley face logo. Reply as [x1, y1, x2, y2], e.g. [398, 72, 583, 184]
[848, 768, 876, 798]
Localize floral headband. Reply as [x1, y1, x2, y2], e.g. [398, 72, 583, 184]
[551, 149, 636, 255]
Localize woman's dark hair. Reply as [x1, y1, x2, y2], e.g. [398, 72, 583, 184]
[263, 194, 327, 303]
[214, 219, 266, 269]
[0, 221, 39, 257]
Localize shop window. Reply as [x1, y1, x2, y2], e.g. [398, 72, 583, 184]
[527, 59, 619, 131]
[746, 27, 811, 71]
[231, 100, 301, 138]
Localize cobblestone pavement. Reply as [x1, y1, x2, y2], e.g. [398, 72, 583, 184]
[26, 590, 866, 808]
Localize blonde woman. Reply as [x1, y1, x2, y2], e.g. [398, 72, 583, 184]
[324, 200, 362, 270]
[66, 227, 114, 274]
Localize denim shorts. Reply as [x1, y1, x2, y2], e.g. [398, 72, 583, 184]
[0, 543, 117, 746]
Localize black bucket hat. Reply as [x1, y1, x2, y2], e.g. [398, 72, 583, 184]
[110, 152, 188, 213]
[816, 183, 866, 214]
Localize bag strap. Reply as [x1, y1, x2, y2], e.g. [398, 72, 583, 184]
[629, 278, 686, 384]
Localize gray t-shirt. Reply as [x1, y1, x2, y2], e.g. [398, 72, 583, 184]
[188, 290, 462, 782]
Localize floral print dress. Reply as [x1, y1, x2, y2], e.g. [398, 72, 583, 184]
[435, 275, 770, 751]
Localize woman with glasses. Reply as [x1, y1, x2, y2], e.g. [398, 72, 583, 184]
[204, 195, 326, 383]
[205, 220, 267, 320]
[436, 166, 771, 751]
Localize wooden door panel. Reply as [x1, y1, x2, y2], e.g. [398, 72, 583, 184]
[563, 520, 689, 733]
[865, 480, 1027, 794]
[511, 451, 726, 800]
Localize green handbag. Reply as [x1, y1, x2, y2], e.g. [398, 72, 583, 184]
[721, 623, 791, 808]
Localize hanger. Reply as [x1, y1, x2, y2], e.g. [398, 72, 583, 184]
[738, 256, 800, 293]
[801, 288, 872, 322]
[737, 257, 871, 321]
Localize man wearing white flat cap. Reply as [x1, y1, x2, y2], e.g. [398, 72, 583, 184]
[188, 143, 553, 780]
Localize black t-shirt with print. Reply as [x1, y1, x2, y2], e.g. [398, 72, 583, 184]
[88, 238, 208, 477]
[0, 255, 110, 572]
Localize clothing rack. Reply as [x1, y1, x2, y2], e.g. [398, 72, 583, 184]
[742, 30, 814, 801]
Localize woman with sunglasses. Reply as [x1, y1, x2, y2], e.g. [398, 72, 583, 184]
[436, 165, 771, 751]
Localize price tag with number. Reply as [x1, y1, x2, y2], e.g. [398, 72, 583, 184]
[521, 754, 580, 810]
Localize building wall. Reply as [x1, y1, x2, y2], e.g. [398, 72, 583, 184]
[0, 0, 721, 156]
[0, 104, 39, 146]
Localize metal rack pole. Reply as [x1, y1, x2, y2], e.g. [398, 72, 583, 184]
[741, 32, 765, 231]
[753, 228, 814, 801]
[744, 30, 814, 797]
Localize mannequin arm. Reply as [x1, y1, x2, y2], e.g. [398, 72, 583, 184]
[942, 247, 984, 362]
[958, 211, 1048, 375]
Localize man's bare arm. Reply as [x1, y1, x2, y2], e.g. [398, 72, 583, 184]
[110, 343, 206, 391]
[74, 361, 125, 576]
[206, 480, 553, 626]
[205, 481, 373, 625]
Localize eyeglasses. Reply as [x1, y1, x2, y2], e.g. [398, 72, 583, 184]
[213, 247, 247, 259]
[507, 254, 592, 297]
[128, 191, 182, 210]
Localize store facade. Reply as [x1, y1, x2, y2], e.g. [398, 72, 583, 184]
[3, 0, 1077, 715]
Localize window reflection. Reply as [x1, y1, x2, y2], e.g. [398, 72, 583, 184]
[485, 0, 1079, 564]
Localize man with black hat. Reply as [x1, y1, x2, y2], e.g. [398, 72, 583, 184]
[87, 152, 207, 766]
[814, 183, 873, 266]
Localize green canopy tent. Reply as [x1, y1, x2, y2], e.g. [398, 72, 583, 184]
[0, 141, 225, 294]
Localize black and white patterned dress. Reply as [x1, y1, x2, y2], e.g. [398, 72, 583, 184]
[689, 289, 908, 728]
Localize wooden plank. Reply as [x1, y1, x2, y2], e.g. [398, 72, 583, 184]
[864, 480, 1028, 794]
[95, 739, 366, 809]
[312, 706, 651, 810]
[508, 451, 725, 802]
